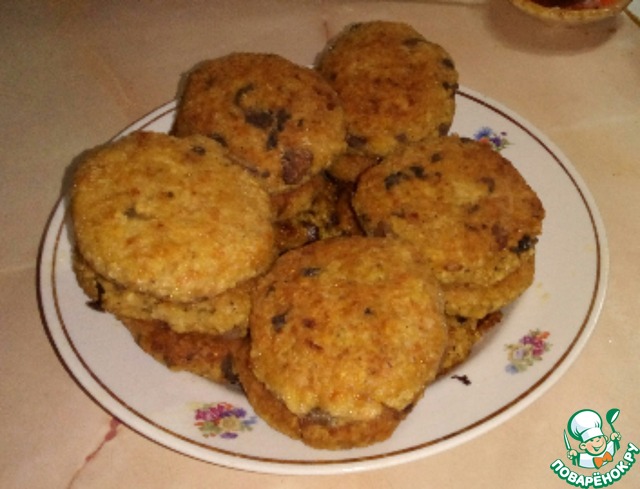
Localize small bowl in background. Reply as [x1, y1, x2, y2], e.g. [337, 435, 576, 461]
[508, 0, 633, 24]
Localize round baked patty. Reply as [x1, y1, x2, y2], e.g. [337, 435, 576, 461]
[353, 135, 545, 288]
[172, 52, 346, 193]
[316, 21, 458, 157]
[243, 236, 447, 448]
[71, 131, 276, 303]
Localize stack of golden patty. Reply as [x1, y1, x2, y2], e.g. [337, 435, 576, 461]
[316, 21, 459, 160]
[70, 131, 277, 383]
[352, 135, 544, 318]
[351, 135, 544, 372]
[69, 20, 545, 450]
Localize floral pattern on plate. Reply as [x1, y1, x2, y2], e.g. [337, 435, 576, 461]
[473, 127, 511, 151]
[505, 329, 552, 373]
[193, 402, 258, 439]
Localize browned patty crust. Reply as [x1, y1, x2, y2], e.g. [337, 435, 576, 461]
[442, 253, 535, 319]
[316, 21, 458, 157]
[235, 342, 409, 449]
[120, 316, 247, 385]
[271, 172, 363, 253]
[73, 252, 253, 336]
[244, 236, 447, 448]
[326, 150, 382, 184]
[70, 131, 275, 303]
[353, 135, 545, 288]
[172, 53, 346, 193]
[439, 311, 503, 375]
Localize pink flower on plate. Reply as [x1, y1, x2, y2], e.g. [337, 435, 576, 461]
[193, 402, 257, 439]
[505, 329, 552, 374]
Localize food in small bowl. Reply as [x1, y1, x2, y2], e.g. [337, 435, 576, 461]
[508, 0, 633, 24]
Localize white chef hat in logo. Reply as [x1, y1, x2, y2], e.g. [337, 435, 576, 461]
[569, 409, 604, 442]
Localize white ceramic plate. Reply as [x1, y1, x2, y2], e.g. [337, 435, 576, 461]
[38, 87, 608, 475]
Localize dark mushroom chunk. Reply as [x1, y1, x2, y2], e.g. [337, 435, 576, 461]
[301, 267, 321, 277]
[346, 134, 367, 150]
[511, 235, 537, 254]
[384, 171, 409, 190]
[281, 147, 313, 184]
[271, 312, 288, 332]
[245, 109, 274, 130]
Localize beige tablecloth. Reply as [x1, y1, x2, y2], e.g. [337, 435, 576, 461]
[2, 1, 639, 487]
